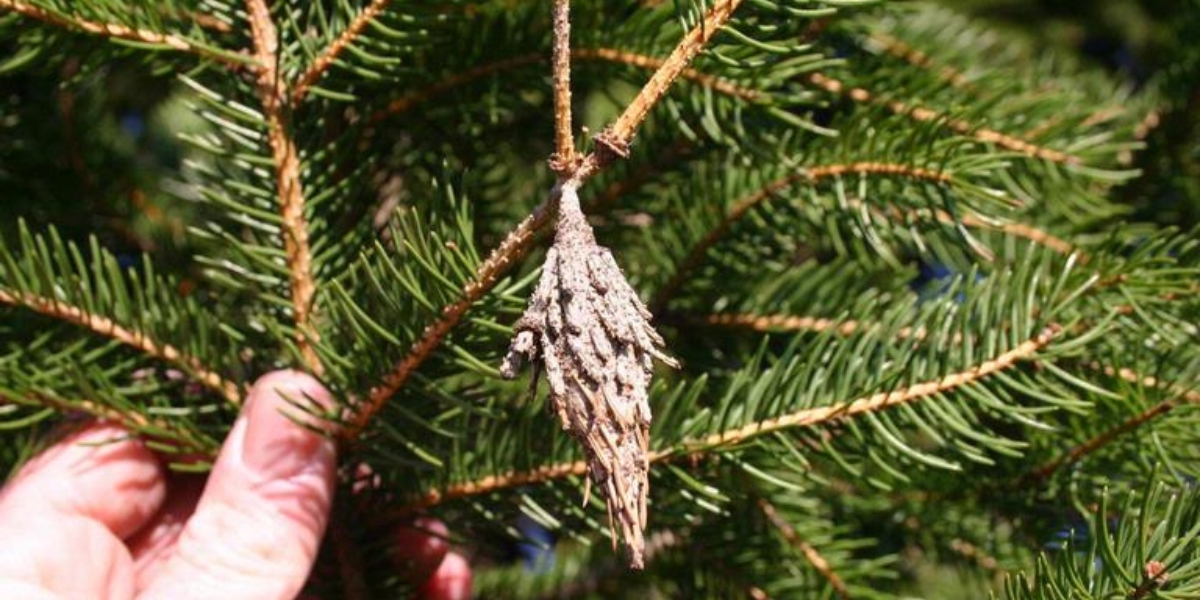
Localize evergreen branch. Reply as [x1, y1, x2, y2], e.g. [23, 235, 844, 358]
[408, 452, 588, 510]
[823, 201, 1074, 258]
[1021, 367, 1200, 483]
[20, 393, 205, 456]
[700, 313, 890, 337]
[405, 325, 1059, 510]
[867, 31, 971, 88]
[245, 0, 322, 374]
[807, 73, 1083, 165]
[689, 324, 1060, 448]
[890, 208, 1074, 255]
[696, 312, 969, 345]
[345, 202, 555, 441]
[372, 47, 758, 124]
[373, 54, 543, 122]
[550, 0, 576, 170]
[0, 391, 153, 431]
[3, 392, 213, 458]
[591, 0, 746, 162]
[0, 290, 240, 404]
[0, 0, 244, 67]
[573, 47, 761, 101]
[756, 498, 849, 599]
[961, 215, 1074, 255]
[650, 161, 954, 313]
[291, 0, 392, 103]
[1023, 106, 1126, 142]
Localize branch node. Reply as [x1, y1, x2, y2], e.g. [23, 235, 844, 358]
[594, 129, 631, 161]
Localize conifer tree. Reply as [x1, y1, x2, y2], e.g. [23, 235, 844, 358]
[2, 0, 1198, 597]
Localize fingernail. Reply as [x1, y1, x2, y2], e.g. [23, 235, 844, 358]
[241, 370, 337, 478]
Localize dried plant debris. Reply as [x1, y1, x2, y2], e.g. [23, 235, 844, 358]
[501, 184, 678, 569]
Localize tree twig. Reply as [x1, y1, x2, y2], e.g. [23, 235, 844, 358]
[245, 0, 323, 375]
[0, 290, 240, 404]
[807, 73, 1082, 165]
[589, 0, 746, 164]
[1022, 367, 1200, 483]
[0, 0, 244, 67]
[757, 498, 849, 598]
[292, 0, 394, 103]
[550, 0, 576, 170]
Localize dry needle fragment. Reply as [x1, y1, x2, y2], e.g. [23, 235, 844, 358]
[501, 183, 678, 569]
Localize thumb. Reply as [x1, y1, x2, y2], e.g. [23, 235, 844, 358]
[139, 370, 338, 600]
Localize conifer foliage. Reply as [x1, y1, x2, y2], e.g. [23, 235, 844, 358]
[1, 0, 1198, 597]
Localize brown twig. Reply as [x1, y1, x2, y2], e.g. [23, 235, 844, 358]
[866, 31, 971, 89]
[650, 162, 954, 313]
[549, 0, 576, 170]
[961, 214, 1075, 255]
[698, 313, 970, 346]
[807, 73, 1082, 165]
[245, 0, 323, 375]
[403, 325, 1059, 510]
[574, 47, 761, 101]
[291, 0, 393, 103]
[2, 391, 219, 458]
[694, 324, 1060, 447]
[703, 313, 879, 336]
[0, 0, 243, 67]
[1022, 367, 1200, 483]
[0, 289, 240, 404]
[757, 498, 849, 598]
[591, 0, 746, 162]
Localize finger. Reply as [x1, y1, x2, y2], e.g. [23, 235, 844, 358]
[419, 552, 472, 600]
[127, 473, 205, 587]
[392, 518, 449, 585]
[0, 424, 166, 600]
[138, 370, 338, 600]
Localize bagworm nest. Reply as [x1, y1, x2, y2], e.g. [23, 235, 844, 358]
[501, 184, 677, 569]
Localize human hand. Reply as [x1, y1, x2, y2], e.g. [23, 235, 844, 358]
[0, 370, 470, 600]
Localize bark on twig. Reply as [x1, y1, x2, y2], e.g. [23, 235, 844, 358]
[550, 0, 576, 170]
[245, 0, 323, 375]
[594, 0, 746, 161]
